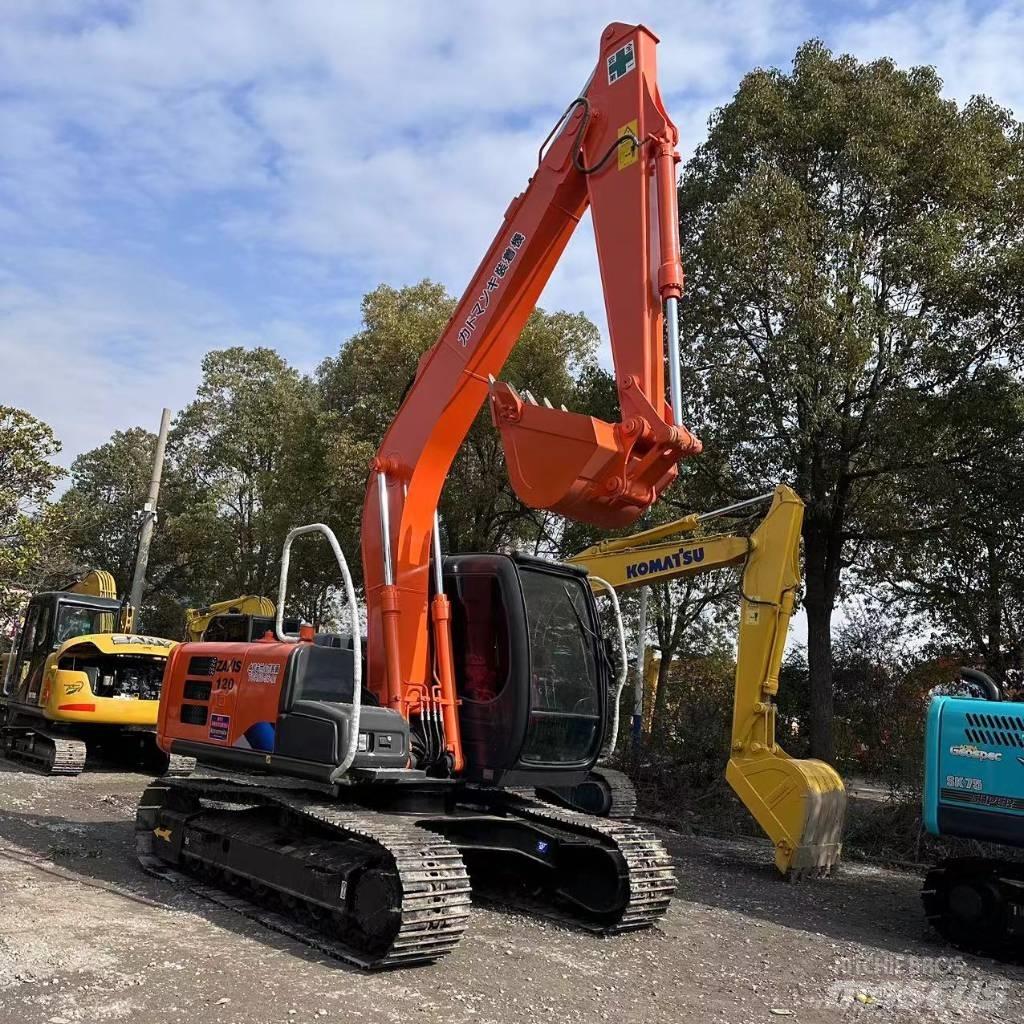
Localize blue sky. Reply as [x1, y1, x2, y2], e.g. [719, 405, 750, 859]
[2, 0, 1024, 468]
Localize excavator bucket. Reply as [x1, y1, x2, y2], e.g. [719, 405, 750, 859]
[490, 380, 699, 529]
[727, 749, 846, 878]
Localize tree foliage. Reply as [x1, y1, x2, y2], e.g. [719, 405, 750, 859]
[0, 407, 66, 632]
[677, 40, 1024, 757]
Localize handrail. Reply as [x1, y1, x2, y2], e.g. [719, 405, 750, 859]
[276, 523, 363, 782]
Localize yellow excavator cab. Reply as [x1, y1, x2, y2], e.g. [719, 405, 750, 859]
[570, 484, 846, 878]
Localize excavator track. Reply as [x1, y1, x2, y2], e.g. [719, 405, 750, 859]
[536, 766, 638, 820]
[1, 729, 87, 776]
[498, 793, 674, 931]
[136, 778, 472, 969]
[922, 857, 1024, 962]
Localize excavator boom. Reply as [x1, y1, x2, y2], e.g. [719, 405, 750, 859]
[569, 485, 847, 877]
[183, 595, 276, 643]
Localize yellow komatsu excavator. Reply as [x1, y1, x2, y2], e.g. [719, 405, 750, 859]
[0, 570, 191, 776]
[1, 407, 192, 776]
[563, 484, 846, 878]
[183, 595, 280, 643]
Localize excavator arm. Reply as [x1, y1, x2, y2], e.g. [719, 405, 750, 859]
[360, 24, 701, 766]
[64, 569, 133, 632]
[569, 485, 846, 877]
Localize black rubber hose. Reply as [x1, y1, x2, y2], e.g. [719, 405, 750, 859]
[959, 667, 1002, 702]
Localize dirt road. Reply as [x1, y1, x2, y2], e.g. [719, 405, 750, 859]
[0, 763, 1019, 1024]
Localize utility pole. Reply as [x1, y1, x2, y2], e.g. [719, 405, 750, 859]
[128, 407, 172, 618]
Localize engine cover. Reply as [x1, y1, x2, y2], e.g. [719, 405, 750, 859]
[157, 638, 408, 780]
[924, 694, 1024, 847]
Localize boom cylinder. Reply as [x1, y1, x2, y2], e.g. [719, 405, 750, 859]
[665, 297, 683, 427]
[429, 509, 464, 772]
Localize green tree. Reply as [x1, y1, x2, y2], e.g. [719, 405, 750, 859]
[55, 427, 204, 636]
[58, 428, 159, 591]
[677, 42, 1024, 759]
[170, 347, 325, 618]
[868, 370, 1024, 679]
[0, 407, 66, 634]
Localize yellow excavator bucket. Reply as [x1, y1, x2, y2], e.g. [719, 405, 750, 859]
[727, 748, 845, 878]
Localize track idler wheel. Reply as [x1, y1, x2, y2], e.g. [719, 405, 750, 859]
[536, 767, 637, 819]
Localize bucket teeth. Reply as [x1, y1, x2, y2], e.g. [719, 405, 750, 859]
[523, 389, 538, 405]
[542, 396, 554, 409]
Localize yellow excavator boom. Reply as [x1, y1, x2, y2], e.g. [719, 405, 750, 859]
[569, 484, 846, 878]
[183, 595, 276, 642]
[66, 569, 118, 600]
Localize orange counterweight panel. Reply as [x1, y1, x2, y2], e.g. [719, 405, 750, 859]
[157, 640, 291, 756]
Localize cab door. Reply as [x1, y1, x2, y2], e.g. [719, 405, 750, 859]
[4, 598, 51, 705]
[23, 601, 55, 705]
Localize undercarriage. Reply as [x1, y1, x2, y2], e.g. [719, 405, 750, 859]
[136, 773, 675, 968]
[922, 857, 1024, 962]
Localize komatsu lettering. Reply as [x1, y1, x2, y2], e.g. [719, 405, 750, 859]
[625, 546, 705, 580]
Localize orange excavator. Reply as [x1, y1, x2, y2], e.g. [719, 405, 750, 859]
[137, 23, 698, 969]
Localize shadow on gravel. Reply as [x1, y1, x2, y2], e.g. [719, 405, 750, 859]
[659, 828, 1024, 984]
[0, 804, 372, 974]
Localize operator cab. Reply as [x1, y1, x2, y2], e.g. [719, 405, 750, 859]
[443, 553, 608, 788]
[2, 592, 120, 703]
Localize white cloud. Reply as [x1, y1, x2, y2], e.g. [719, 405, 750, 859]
[833, 1, 1024, 111]
[0, 248, 334, 469]
[1, 0, 1022, 469]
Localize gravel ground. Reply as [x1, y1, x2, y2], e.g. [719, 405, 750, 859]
[0, 761, 1021, 1024]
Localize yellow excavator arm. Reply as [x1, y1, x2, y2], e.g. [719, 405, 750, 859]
[65, 569, 136, 632]
[183, 595, 276, 643]
[569, 484, 846, 877]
